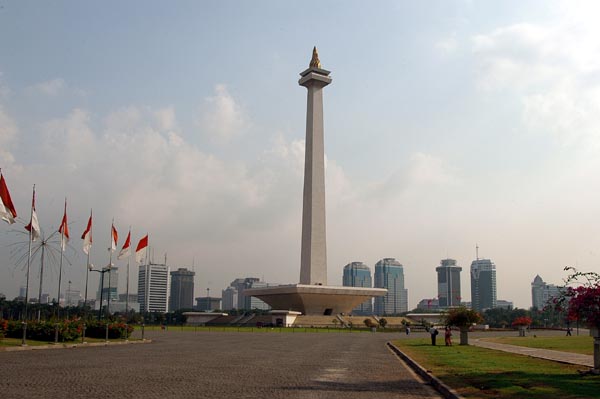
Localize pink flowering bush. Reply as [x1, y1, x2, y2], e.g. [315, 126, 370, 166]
[511, 316, 532, 327]
[556, 267, 600, 329]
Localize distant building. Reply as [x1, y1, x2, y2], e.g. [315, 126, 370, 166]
[470, 258, 497, 312]
[228, 277, 271, 310]
[342, 262, 373, 315]
[19, 286, 26, 298]
[221, 287, 238, 311]
[138, 263, 170, 313]
[40, 293, 50, 304]
[169, 268, 195, 311]
[374, 258, 408, 315]
[195, 297, 221, 311]
[97, 266, 119, 303]
[436, 259, 462, 308]
[531, 275, 560, 309]
[496, 300, 513, 310]
[416, 298, 440, 311]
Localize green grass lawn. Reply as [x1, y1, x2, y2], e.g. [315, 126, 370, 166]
[482, 335, 593, 355]
[393, 338, 600, 399]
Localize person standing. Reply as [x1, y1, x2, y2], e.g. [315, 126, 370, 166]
[430, 326, 438, 345]
[405, 326, 411, 335]
[444, 327, 453, 346]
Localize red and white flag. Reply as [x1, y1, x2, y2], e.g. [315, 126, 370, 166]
[135, 234, 148, 263]
[111, 224, 118, 252]
[117, 230, 131, 260]
[0, 173, 17, 225]
[58, 199, 70, 251]
[81, 211, 93, 255]
[24, 186, 41, 241]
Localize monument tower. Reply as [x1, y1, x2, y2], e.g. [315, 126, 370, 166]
[244, 48, 386, 315]
[299, 47, 331, 286]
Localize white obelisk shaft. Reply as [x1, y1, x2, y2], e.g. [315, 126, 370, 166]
[298, 53, 331, 286]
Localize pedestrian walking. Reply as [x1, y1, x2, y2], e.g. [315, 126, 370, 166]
[405, 326, 410, 335]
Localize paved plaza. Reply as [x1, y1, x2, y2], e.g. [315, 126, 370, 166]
[1, 331, 442, 399]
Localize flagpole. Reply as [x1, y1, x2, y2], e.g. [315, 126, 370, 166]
[107, 218, 114, 316]
[125, 226, 131, 323]
[56, 198, 66, 320]
[22, 184, 35, 346]
[82, 209, 92, 343]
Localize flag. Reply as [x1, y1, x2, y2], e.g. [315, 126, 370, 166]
[111, 224, 118, 252]
[0, 173, 17, 224]
[58, 199, 70, 251]
[117, 230, 131, 260]
[24, 187, 41, 241]
[81, 212, 92, 255]
[135, 234, 148, 263]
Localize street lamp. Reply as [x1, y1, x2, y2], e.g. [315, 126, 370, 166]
[89, 264, 112, 321]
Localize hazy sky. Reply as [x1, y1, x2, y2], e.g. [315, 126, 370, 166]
[1, 1, 599, 309]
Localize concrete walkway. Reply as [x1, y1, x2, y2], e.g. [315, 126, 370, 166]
[471, 338, 594, 368]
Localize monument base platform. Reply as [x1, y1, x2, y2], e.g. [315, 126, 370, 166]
[244, 284, 387, 316]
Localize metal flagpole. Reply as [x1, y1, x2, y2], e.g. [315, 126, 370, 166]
[37, 243, 45, 321]
[82, 209, 92, 344]
[22, 184, 35, 346]
[56, 198, 67, 327]
[107, 219, 114, 316]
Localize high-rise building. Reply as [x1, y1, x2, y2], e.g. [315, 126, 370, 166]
[195, 297, 221, 311]
[138, 263, 170, 313]
[374, 258, 408, 315]
[531, 275, 560, 309]
[436, 259, 462, 308]
[97, 266, 119, 302]
[169, 268, 195, 311]
[228, 277, 270, 310]
[470, 258, 497, 312]
[221, 287, 238, 311]
[342, 262, 373, 315]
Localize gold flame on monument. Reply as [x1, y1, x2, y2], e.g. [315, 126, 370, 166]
[309, 46, 321, 69]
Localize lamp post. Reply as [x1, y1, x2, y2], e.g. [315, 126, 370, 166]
[89, 264, 112, 321]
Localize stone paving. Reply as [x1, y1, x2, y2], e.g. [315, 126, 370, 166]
[471, 338, 594, 367]
[0, 331, 442, 399]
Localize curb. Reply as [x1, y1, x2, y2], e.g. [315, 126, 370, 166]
[1, 339, 152, 352]
[387, 341, 463, 399]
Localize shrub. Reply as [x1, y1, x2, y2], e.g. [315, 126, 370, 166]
[445, 306, 483, 328]
[511, 316, 532, 327]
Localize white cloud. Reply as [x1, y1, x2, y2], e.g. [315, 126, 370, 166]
[197, 84, 248, 143]
[435, 35, 458, 55]
[472, 14, 600, 147]
[29, 78, 66, 96]
[0, 105, 17, 165]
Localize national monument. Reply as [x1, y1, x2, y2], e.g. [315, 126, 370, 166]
[245, 48, 386, 315]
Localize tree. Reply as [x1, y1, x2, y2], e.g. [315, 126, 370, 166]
[378, 318, 387, 329]
[555, 267, 600, 373]
[444, 307, 483, 345]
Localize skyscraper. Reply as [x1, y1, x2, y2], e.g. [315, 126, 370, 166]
[342, 262, 373, 315]
[169, 268, 195, 311]
[221, 287, 238, 311]
[470, 258, 497, 312]
[531, 275, 560, 309]
[436, 259, 462, 308]
[138, 263, 170, 313]
[374, 258, 408, 315]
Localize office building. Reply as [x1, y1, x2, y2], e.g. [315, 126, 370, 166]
[531, 275, 560, 309]
[169, 268, 195, 311]
[138, 263, 170, 313]
[97, 266, 119, 303]
[436, 259, 462, 308]
[195, 296, 222, 311]
[374, 258, 408, 315]
[416, 298, 440, 311]
[228, 277, 270, 310]
[470, 258, 497, 312]
[221, 287, 238, 311]
[342, 262, 373, 315]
